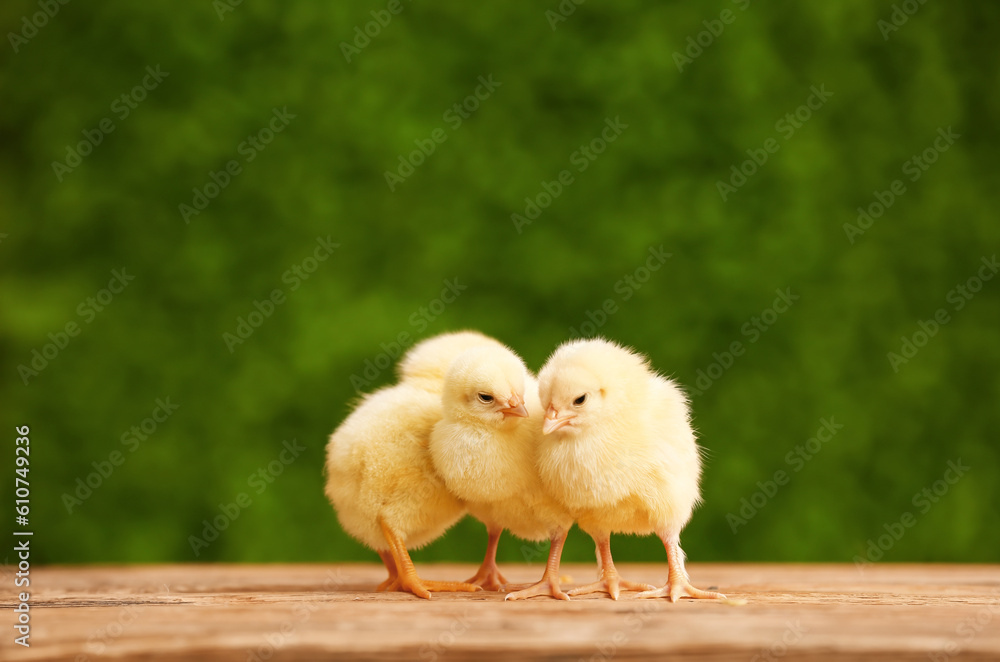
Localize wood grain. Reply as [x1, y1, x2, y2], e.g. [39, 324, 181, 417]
[3, 563, 999, 661]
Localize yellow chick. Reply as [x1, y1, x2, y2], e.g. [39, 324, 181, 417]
[397, 330, 507, 394]
[536, 338, 726, 602]
[324, 331, 504, 598]
[325, 380, 481, 599]
[430, 344, 574, 599]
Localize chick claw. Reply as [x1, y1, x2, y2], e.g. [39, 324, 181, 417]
[637, 538, 725, 602]
[567, 572, 655, 600]
[464, 528, 510, 591]
[376, 574, 481, 599]
[406, 575, 484, 599]
[464, 565, 509, 592]
[504, 577, 570, 602]
[419, 579, 482, 598]
[377, 519, 481, 599]
[636, 582, 726, 602]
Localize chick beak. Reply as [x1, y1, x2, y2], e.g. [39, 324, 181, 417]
[500, 393, 529, 419]
[543, 405, 574, 434]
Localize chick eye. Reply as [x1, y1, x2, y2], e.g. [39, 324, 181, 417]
[478, 393, 494, 403]
[573, 394, 587, 406]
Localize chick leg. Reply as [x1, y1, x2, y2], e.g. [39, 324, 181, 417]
[376, 550, 399, 592]
[379, 518, 481, 599]
[637, 533, 726, 601]
[567, 536, 655, 600]
[505, 529, 571, 601]
[463, 526, 510, 591]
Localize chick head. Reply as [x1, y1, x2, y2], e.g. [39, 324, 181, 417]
[538, 338, 651, 436]
[396, 330, 503, 385]
[441, 345, 530, 427]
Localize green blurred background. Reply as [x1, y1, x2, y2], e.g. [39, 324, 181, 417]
[1, 1, 997, 568]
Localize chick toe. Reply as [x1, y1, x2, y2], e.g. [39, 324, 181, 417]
[420, 579, 483, 593]
[464, 564, 509, 592]
[636, 582, 726, 601]
[568, 538, 655, 599]
[388, 564, 481, 599]
[567, 577, 620, 600]
[567, 573, 655, 600]
[504, 576, 570, 601]
[377, 518, 480, 599]
[637, 538, 725, 601]
[463, 527, 510, 590]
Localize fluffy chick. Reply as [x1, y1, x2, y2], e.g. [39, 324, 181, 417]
[430, 345, 574, 599]
[536, 338, 725, 602]
[397, 330, 507, 394]
[325, 381, 480, 599]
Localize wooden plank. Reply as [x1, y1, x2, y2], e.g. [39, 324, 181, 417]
[3, 563, 999, 661]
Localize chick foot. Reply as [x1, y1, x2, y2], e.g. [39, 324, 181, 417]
[637, 535, 725, 602]
[505, 529, 570, 601]
[379, 518, 481, 599]
[567, 572, 655, 600]
[465, 565, 509, 591]
[464, 526, 509, 590]
[567, 536, 654, 600]
[636, 582, 724, 601]
[505, 576, 569, 601]
[386, 573, 481, 599]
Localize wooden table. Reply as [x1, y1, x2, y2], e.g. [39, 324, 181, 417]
[3, 563, 999, 660]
